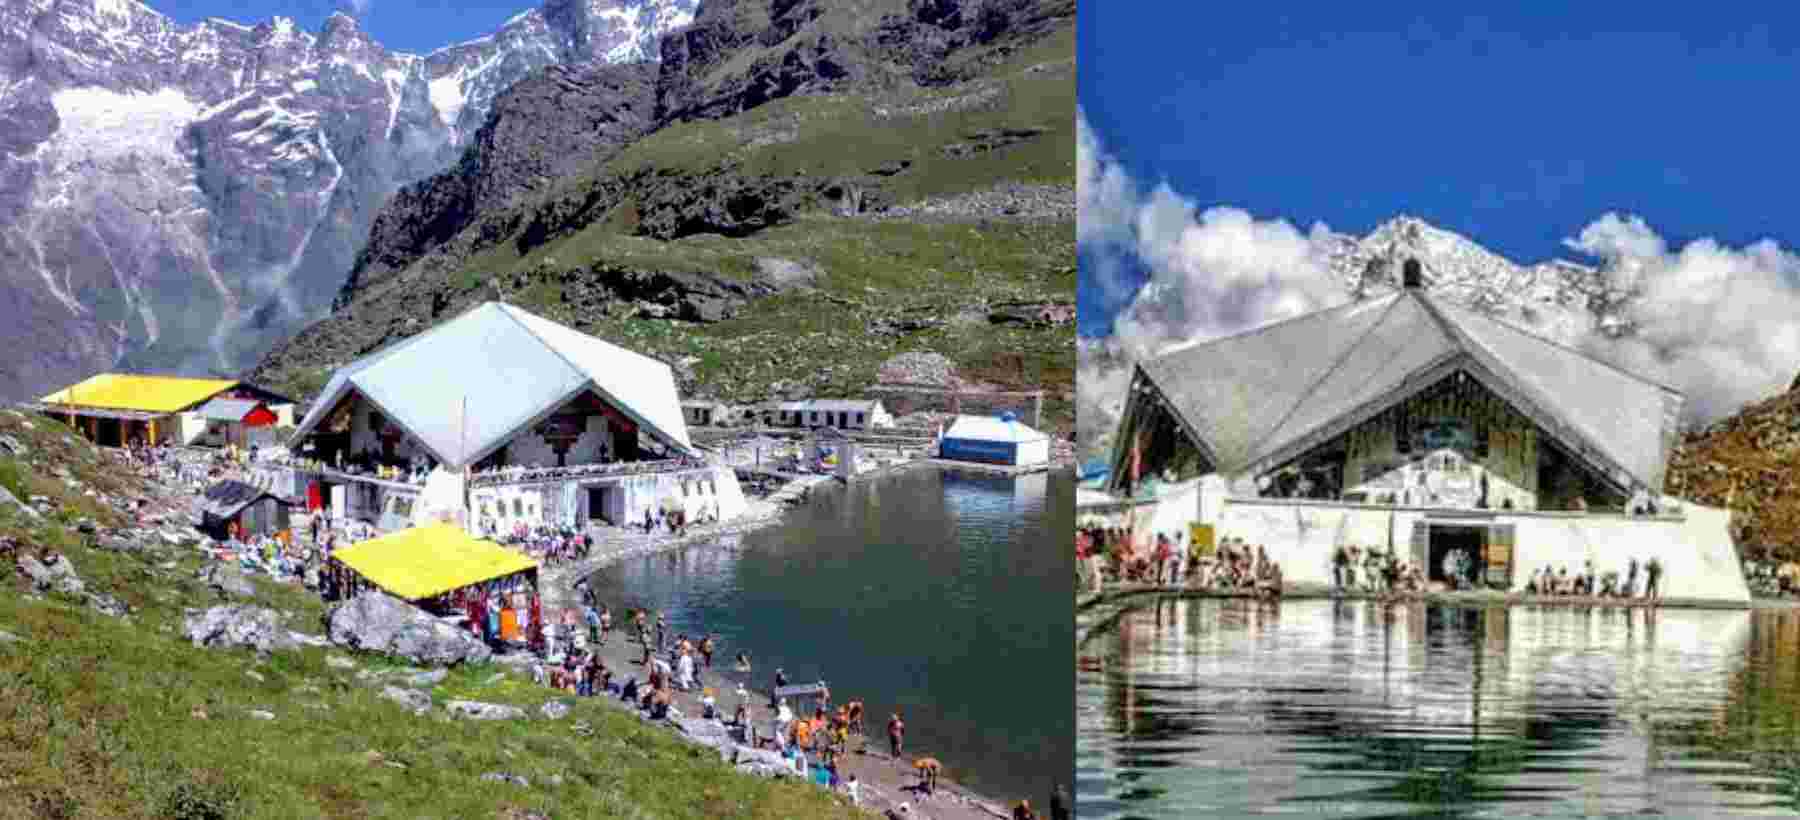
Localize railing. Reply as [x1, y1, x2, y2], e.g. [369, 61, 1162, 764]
[468, 458, 716, 488]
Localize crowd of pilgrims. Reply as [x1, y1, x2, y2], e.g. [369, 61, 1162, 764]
[1524, 557, 1664, 599]
[1074, 527, 1286, 599]
[493, 524, 594, 567]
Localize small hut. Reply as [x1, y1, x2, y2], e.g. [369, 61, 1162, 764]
[198, 479, 294, 540]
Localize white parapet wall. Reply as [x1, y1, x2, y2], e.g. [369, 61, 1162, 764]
[1507, 499, 1748, 603]
[1204, 494, 1749, 604]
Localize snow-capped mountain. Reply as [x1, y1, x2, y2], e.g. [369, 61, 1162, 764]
[1322, 215, 1634, 344]
[0, 0, 696, 400]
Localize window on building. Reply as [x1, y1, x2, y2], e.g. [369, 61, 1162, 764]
[709, 480, 717, 495]
[856, 412, 865, 425]
[681, 482, 689, 497]
[512, 499, 522, 517]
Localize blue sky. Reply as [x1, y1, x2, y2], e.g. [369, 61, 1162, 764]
[1078, 2, 1800, 427]
[151, 0, 532, 54]
[1080, 3, 1800, 332]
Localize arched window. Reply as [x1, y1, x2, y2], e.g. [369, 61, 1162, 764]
[512, 498, 523, 517]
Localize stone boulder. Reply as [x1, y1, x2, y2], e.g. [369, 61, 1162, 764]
[380, 685, 433, 715]
[480, 772, 530, 787]
[409, 669, 448, 687]
[0, 434, 28, 457]
[198, 563, 257, 599]
[0, 484, 42, 519]
[445, 700, 527, 721]
[18, 553, 83, 595]
[86, 591, 128, 618]
[731, 746, 795, 779]
[95, 534, 146, 554]
[538, 700, 571, 720]
[183, 605, 299, 653]
[675, 717, 733, 752]
[326, 592, 492, 666]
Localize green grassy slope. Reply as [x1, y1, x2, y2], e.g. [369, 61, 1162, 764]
[0, 413, 862, 819]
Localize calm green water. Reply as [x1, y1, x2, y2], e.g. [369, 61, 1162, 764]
[1078, 598, 1800, 818]
[587, 467, 1075, 805]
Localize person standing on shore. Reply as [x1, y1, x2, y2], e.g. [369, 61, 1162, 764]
[914, 757, 941, 795]
[1646, 556, 1663, 601]
[844, 773, 860, 806]
[888, 712, 905, 758]
[599, 605, 611, 645]
[655, 612, 667, 651]
[771, 668, 789, 707]
[1624, 558, 1640, 599]
[701, 635, 715, 669]
[1051, 783, 1070, 820]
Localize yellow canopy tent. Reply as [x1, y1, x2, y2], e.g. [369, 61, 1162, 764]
[40, 373, 238, 413]
[331, 522, 537, 601]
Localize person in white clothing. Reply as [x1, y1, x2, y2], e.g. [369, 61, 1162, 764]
[845, 774, 860, 806]
[676, 650, 696, 691]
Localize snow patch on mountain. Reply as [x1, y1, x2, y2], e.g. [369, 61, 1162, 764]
[49, 86, 199, 165]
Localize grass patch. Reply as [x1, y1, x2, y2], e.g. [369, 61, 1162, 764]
[589, 25, 1075, 205]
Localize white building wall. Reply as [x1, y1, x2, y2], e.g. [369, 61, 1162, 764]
[1204, 496, 1748, 603]
[469, 465, 748, 535]
[1015, 437, 1050, 467]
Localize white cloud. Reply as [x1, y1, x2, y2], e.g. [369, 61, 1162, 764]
[1076, 107, 1346, 455]
[342, 0, 372, 16]
[1573, 214, 1800, 423]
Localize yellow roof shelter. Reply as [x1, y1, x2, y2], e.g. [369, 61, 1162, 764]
[40, 373, 239, 414]
[332, 523, 537, 601]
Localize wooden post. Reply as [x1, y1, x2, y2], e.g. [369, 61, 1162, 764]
[1033, 391, 1043, 429]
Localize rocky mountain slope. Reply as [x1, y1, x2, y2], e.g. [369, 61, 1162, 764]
[252, 0, 1077, 431]
[0, 0, 697, 402]
[1078, 215, 1640, 457]
[1666, 379, 1800, 559]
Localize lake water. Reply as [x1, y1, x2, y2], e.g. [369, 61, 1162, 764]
[587, 466, 1075, 804]
[1078, 598, 1800, 819]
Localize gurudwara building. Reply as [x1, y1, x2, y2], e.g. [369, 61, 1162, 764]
[1103, 261, 1748, 602]
[284, 302, 745, 534]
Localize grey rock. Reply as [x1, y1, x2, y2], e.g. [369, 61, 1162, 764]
[539, 700, 571, 720]
[18, 554, 83, 595]
[0, 435, 27, 456]
[75, 518, 97, 535]
[326, 592, 492, 666]
[0, 630, 21, 643]
[198, 563, 257, 599]
[732, 744, 795, 779]
[246, 669, 266, 683]
[85, 592, 128, 618]
[408, 669, 448, 687]
[675, 717, 733, 751]
[248, 710, 276, 721]
[0, 484, 41, 520]
[380, 685, 434, 715]
[287, 631, 331, 648]
[480, 772, 530, 787]
[325, 654, 358, 671]
[183, 605, 299, 653]
[97, 535, 145, 554]
[446, 700, 527, 721]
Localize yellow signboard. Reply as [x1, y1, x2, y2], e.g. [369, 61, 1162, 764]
[1190, 523, 1215, 557]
